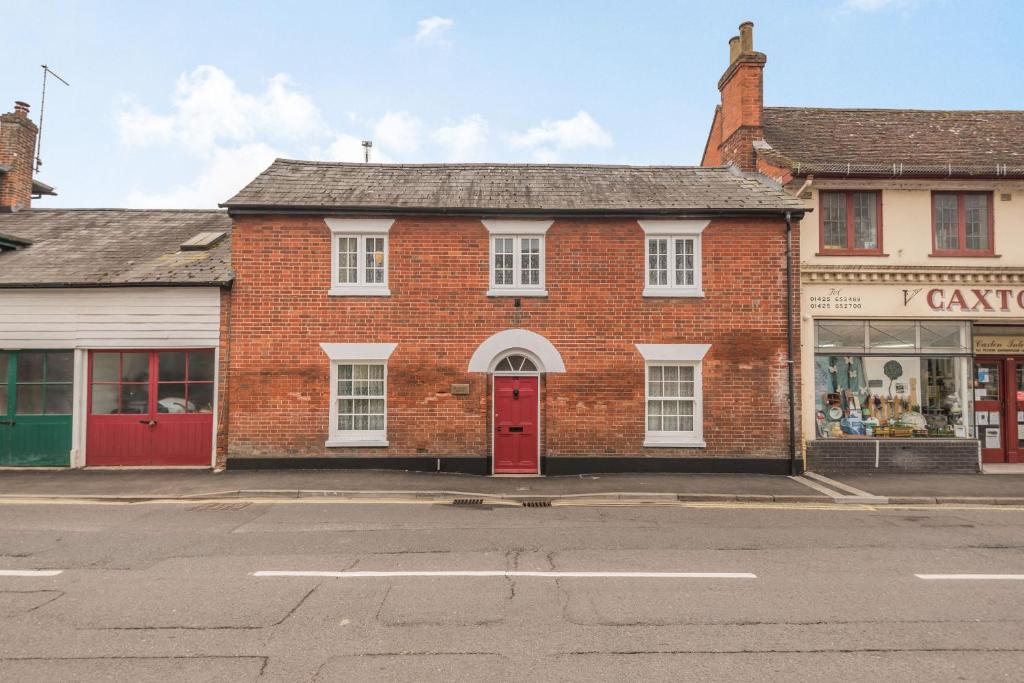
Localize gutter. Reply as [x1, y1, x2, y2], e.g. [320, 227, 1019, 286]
[0, 280, 234, 290]
[784, 210, 798, 475]
[222, 205, 807, 220]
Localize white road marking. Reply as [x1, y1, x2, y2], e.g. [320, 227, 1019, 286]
[916, 574, 1024, 581]
[253, 570, 756, 579]
[803, 472, 876, 498]
[0, 570, 62, 577]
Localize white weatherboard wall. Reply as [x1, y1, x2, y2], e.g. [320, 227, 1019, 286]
[0, 286, 223, 468]
[0, 287, 221, 348]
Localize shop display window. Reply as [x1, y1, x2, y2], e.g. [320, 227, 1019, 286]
[814, 320, 971, 439]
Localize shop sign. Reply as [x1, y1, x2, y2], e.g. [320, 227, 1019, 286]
[974, 335, 1024, 354]
[805, 284, 1024, 318]
[925, 288, 1024, 313]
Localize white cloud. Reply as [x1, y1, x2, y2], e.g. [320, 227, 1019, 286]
[414, 16, 454, 46]
[122, 143, 279, 209]
[509, 111, 613, 152]
[432, 114, 489, 161]
[117, 66, 323, 155]
[373, 111, 422, 154]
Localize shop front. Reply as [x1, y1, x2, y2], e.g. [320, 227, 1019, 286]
[802, 280, 1024, 472]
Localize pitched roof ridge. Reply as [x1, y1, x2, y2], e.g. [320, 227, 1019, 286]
[8, 208, 229, 214]
[270, 157, 732, 171]
[765, 106, 1024, 115]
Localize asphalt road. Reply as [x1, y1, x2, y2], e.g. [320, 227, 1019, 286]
[0, 500, 1022, 681]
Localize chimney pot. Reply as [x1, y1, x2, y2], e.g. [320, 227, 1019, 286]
[739, 21, 754, 53]
[728, 36, 741, 63]
[13, 101, 30, 117]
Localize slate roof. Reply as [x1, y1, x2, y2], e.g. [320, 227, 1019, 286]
[0, 209, 232, 288]
[761, 107, 1024, 177]
[223, 160, 806, 214]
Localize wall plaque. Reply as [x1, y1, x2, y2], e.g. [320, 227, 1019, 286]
[450, 383, 470, 396]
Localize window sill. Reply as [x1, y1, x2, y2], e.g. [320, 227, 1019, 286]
[642, 288, 704, 298]
[929, 252, 1000, 258]
[328, 286, 391, 297]
[487, 289, 548, 298]
[643, 436, 706, 448]
[815, 251, 888, 257]
[325, 438, 389, 448]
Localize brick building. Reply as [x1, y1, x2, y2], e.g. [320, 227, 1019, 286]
[222, 161, 805, 474]
[703, 22, 1024, 473]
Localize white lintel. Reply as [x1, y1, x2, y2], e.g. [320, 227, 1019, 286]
[635, 343, 711, 362]
[324, 218, 395, 234]
[319, 342, 397, 361]
[638, 220, 710, 236]
[482, 219, 553, 235]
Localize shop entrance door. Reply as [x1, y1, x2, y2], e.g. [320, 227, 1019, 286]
[974, 357, 1023, 464]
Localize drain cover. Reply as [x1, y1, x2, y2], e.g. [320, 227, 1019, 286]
[452, 498, 484, 506]
[522, 500, 552, 508]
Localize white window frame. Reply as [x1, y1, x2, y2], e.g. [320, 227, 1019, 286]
[326, 218, 393, 296]
[320, 342, 397, 447]
[483, 220, 552, 297]
[639, 220, 707, 298]
[636, 343, 709, 447]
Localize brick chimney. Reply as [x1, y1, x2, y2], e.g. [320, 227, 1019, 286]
[0, 101, 39, 212]
[716, 21, 766, 172]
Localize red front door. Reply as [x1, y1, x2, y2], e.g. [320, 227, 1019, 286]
[86, 350, 215, 466]
[975, 357, 1024, 464]
[493, 376, 539, 474]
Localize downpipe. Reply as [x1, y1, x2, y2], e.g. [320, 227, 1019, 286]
[785, 211, 798, 475]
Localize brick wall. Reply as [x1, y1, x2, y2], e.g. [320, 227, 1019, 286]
[806, 439, 980, 473]
[215, 287, 232, 469]
[716, 57, 765, 171]
[227, 215, 800, 461]
[0, 102, 38, 212]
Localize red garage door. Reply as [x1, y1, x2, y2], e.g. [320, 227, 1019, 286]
[86, 350, 215, 466]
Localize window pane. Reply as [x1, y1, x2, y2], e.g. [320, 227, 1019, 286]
[869, 322, 916, 350]
[338, 237, 358, 283]
[964, 194, 988, 250]
[15, 384, 43, 415]
[189, 351, 215, 382]
[365, 237, 386, 284]
[338, 413, 353, 430]
[44, 384, 72, 415]
[494, 238, 514, 286]
[852, 193, 878, 249]
[0, 384, 6, 416]
[821, 192, 847, 249]
[520, 238, 541, 286]
[648, 239, 668, 286]
[91, 384, 119, 414]
[920, 322, 965, 350]
[815, 321, 866, 351]
[17, 352, 45, 383]
[158, 352, 187, 382]
[0, 354, 7, 382]
[496, 358, 512, 372]
[933, 194, 959, 250]
[188, 383, 214, 413]
[674, 238, 695, 287]
[338, 364, 353, 380]
[93, 353, 119, 382]
[120, 383, 149, 414]
[157, 383, 188, 413]
[122, 353, 149, 382]
[46, 352, 73, 382]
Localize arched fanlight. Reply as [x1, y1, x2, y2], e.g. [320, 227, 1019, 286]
[494, 354, 538, 372]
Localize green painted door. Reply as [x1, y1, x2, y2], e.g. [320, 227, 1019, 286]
[0, 351, 73, 467]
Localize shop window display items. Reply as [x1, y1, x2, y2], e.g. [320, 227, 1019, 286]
[814, 320, 970, 439]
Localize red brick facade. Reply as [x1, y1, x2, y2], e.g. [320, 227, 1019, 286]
[226, 214, 800, 465]
[0, 102, 37, 212]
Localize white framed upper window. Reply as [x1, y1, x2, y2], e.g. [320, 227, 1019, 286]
[326, 218, 394, 296]
[636, 344, 709, 447]
[320, 343, 397, 447]
[483, 220, 552, 297]
[639, 220, 707, 298]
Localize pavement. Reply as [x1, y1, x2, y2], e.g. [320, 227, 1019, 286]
[1, 499, 1023, 680]
[0, 468, 1021, 506]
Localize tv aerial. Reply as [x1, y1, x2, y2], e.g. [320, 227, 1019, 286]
[35, 64, 70, 173]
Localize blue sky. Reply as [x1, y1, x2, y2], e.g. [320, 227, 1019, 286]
[1, 0, 1021, 208]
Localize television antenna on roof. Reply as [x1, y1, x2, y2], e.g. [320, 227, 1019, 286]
[35, 64, 70, 173]
[361, 140, 372, 163]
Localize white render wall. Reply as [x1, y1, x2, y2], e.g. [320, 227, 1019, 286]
[0, 287, 221, 348]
